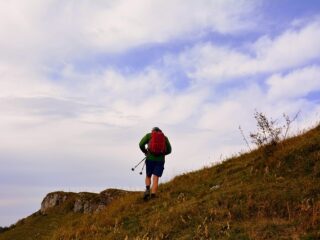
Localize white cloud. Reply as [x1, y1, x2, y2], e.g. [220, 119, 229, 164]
[0, 0, 258, 65]
[253, 20, 320, 70]
[171, 19, 320, 82]
[0, 62, 62, 98]
[267, 65, 320, 100]
[88, 0, 257, 50]
[160, 89, 209, 124]
[198, 86, 260, 130]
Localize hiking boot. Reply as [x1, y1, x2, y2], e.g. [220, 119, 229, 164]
[143, 189, 150, 200]
[150, 193, 157, 199]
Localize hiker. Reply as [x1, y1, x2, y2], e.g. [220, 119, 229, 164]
[139, 127, 172, 200]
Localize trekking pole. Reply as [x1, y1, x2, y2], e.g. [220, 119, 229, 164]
[139, 161, 146, 175]
[131, 157, 146, 172]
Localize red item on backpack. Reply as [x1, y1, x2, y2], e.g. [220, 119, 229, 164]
[148, 130, 167, 155]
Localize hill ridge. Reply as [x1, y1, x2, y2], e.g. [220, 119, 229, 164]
[0, 125, 319, 239]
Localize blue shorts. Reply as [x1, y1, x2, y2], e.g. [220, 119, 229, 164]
[146, 160, 165, 177]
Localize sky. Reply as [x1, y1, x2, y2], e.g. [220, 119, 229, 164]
[1, 0, 320, 227]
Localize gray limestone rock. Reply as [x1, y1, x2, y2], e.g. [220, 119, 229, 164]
[40, 192, 68, 214]
[40, 188, 131, 215]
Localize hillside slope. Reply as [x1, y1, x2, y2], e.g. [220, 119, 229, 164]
[1, 125, 320, 239]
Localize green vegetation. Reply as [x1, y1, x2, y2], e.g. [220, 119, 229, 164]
[1, 125, 319, 239]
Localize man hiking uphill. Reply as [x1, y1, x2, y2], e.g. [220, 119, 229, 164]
[139, 127, 172, 200]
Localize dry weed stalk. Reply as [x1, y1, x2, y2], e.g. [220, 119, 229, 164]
[239, 126, 252, 151]
[239, 110, 300, 149]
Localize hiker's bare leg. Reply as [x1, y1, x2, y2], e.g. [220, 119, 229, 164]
[151, 175, 159, 194]
[145, 176, 151, 187]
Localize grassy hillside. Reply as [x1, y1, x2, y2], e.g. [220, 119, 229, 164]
[1, 125, 319, 239]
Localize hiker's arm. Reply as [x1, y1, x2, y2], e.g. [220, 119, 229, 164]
[165, 137, 172, 155]
[139, 134, 150, 154]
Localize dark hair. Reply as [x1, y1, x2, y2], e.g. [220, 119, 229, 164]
[152, 127, 161, 132]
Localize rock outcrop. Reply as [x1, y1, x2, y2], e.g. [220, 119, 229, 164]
[40, 189, 128, 214]
[40, 192, 69, 214]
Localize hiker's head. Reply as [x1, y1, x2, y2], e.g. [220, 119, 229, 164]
[152, 127, 161, 132]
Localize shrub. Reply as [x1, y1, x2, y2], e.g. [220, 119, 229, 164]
[244, 110, 300, 148]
